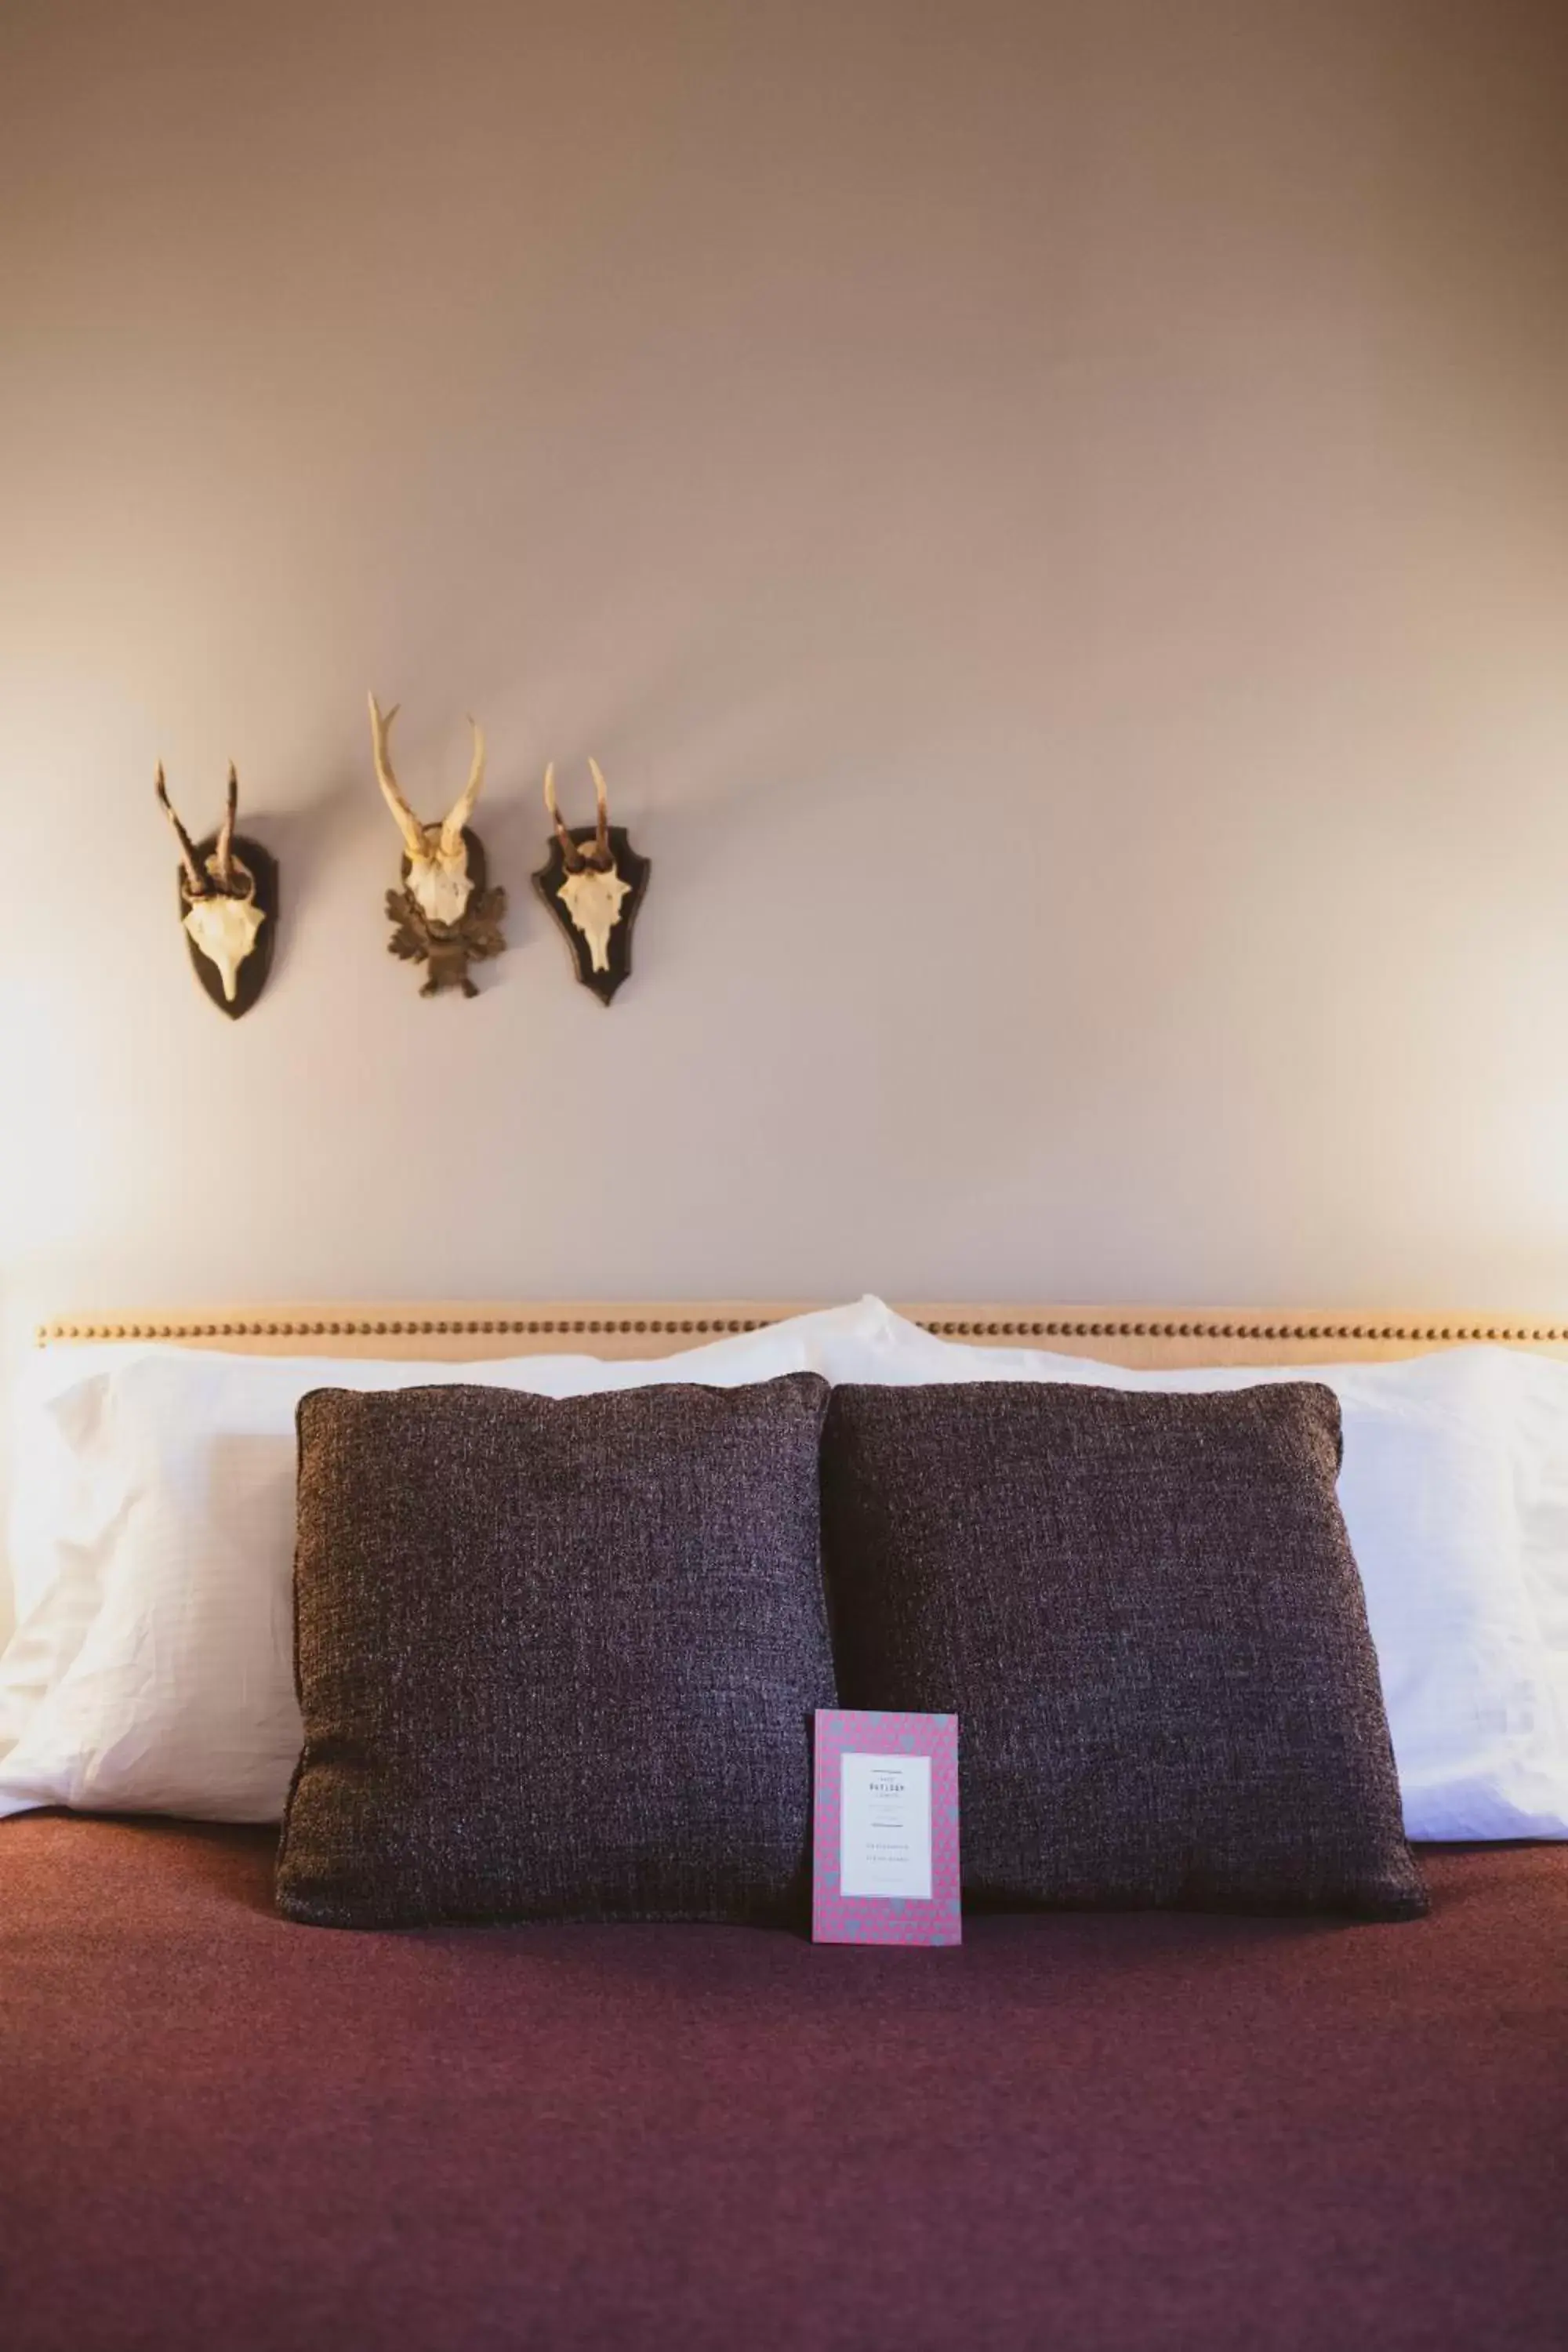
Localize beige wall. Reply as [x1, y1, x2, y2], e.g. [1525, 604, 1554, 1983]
[2, 0, 1567, 1352]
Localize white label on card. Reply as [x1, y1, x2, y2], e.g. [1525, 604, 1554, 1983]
[839, 1751, 932, 1901]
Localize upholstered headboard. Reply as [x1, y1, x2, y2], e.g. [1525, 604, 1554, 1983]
[34, 1301, 1568, 1366]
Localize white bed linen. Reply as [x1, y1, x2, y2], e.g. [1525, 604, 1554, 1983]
[3, 1298, 1563, 1841]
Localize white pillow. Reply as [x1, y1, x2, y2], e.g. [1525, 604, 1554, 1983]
[0, 1299, 910, 1825]
[851, 1311, 1568, 1842]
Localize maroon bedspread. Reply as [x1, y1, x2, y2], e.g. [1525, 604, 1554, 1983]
[2, 1819, 1565, 2352]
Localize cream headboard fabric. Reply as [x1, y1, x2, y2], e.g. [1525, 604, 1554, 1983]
[34, 1303, 1568, 1366]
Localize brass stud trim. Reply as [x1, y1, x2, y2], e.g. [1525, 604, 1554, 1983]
[32, 1312, 1568, 1348]
[34, 1314, 783, 1345]
[912, 1319, 1568, 1345]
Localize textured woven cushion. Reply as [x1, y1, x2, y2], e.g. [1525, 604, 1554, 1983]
[821, 1381, 1427, 1918]
[278, 1375, 835, 1928]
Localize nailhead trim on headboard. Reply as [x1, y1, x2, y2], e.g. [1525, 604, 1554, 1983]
[917, 1319, 1568, 1343]
[32, 1313, 1568, 1345]
[34, 1316, 799, 1344]
[36, 1317, 775, 1343]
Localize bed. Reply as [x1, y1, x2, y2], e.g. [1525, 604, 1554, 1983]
[4, 1301, 1567, 2351]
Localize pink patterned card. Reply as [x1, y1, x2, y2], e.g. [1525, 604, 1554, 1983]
[812, 1710, 961, 1946]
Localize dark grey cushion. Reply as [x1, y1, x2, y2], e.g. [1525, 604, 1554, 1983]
[820, 1381, 1427, 1918]
[278, 1375, 835, 1929]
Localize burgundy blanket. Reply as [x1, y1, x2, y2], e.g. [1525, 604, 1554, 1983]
[2, 1817, 1564, 2350]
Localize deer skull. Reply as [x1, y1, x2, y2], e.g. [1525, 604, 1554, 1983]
[185, 891, 265, 1004]
[545, 760, 631, 972]
[157, 763, 267, 1005]
[368, 694, 485, 924]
